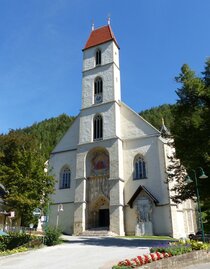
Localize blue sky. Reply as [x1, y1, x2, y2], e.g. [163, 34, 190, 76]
[0, 0, 210, 134]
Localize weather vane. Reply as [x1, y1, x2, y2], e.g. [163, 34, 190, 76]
[91, 19, 94, 31]
[107, 13, 111, 25]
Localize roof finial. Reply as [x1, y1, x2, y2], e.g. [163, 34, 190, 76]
[160, 117, 171, 138]
[107, 14, 111, 25]
[91, 19, 94, 31]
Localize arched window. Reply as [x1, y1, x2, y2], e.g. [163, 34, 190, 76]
[93, 114, 103, 140]
[94, 77, 103, 104]
[95, 49, 101, 65]
[60, 166, 71, 189]
[134, 155, 146, 179]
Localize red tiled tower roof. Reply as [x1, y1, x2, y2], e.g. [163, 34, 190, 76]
[83, 25, 119, 50]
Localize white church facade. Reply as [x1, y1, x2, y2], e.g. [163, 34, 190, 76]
[48, 23, 196, 238]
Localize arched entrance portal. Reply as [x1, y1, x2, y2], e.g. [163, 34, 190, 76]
[86, 148, 110, 229]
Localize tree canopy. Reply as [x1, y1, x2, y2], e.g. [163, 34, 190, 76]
[0, 114, 75, 226]
[0, 131, 55, 225]
[168, 59, 210, 231]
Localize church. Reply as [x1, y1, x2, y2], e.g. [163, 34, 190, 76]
[48, 22, 196, 238]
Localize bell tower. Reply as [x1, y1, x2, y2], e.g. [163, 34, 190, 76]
[73, 23, 125, 235]
[81, 23, 121, 109]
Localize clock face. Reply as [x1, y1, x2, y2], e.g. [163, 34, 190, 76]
[95, 94, 102, 103]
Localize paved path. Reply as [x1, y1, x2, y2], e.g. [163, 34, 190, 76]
[184, 262, 210, 269]
[0, 236, 171, 269]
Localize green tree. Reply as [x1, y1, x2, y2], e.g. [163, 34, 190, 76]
[171, 60, 210, 230]
[0, 131, 55, 226]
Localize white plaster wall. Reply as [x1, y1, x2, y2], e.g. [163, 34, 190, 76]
[49, 150, 77, 235]
[48, 203, 74, 235]
[152, 205, 172, 235]
[50, 150, 76, 204]
[83, 41, 118, 71]
[120, 103, 159, 139]
[82, 64, 118, 108]
[125, 203, 172, 236]
[79, 103, 119, 144]
[123, 137, 166, 204]
[52, 117, 79, 153]
[82, 41, 120, 109]
[122, 133, 175, 236]
[161, 139, 197, 238]
[113, 61, 121, 102]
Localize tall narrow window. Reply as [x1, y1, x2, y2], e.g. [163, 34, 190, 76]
[96, 49, 101, 65]
[94, 77, 103, 104]
[134, 155, 146, 179]
[60, 166, 71, 189]
[93, 114, 103, 140]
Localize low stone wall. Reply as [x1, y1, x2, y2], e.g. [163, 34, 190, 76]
[140, 250, 210, 269]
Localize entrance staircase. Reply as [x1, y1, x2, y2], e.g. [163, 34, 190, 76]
[81, 227, 117, 236]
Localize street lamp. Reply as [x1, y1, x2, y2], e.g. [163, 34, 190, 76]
[186, 167, 208, 242]
[56, 204, 64, 229]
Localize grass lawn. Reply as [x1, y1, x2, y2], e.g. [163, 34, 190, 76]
[117, 235, 176, 240]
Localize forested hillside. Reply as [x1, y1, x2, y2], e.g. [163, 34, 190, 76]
[139, 104, 175, 131]
[15, 114, 75, 159]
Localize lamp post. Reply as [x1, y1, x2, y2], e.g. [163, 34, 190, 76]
[186, 167, 208, 242]
[56, 204, 64, 229]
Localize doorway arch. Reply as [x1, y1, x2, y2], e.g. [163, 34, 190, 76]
[86, 147, 110, 229]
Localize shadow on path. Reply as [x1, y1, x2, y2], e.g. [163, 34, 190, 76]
[62, 236, 173, 248]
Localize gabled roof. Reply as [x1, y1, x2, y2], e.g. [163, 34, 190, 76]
[127, 185, 159, 208]
[83, 25, 119, 50]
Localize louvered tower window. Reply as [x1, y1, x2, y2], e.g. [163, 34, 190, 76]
[93, 114, 103, 140]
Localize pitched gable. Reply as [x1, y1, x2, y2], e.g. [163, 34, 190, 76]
[120, 102, 160, 139]
[51, 116, 79, 154]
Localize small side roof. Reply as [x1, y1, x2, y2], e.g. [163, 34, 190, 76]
[83, 25, 119, 50]
[127, 185, 159, 208]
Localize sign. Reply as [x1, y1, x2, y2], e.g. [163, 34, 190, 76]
[33, 208, 41, 217]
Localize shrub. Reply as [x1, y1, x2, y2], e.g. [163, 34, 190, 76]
[0, 246, 28, 256]
[0, 232, 31, 251]
[150, 239, 209, 256]
[0, 232, 43, 252]
[26, 235, 44, 248]
[44, 226, 61, 246]
[190, 240, 208, 250]
[0, 238, 7, 251]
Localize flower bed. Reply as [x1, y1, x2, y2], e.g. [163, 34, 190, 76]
[112, 252, 170, 268]
[112, 240, 209, 268]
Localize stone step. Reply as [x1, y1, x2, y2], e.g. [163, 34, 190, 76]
[81, 229, 117, 237]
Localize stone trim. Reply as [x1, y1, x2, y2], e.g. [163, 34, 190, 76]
[74, 201, 86, 204]
[80, 99, 121, 113]
[50, 201, 74, 205]
[109, 204, 124, 207]
[109, 177, 125, 183]
[82, 61, 120, 73]
[75, 177, 87, 181]
[77, 136, 123, 147]
[127, 185, 159, 208]
[51, 148, 77, 155]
